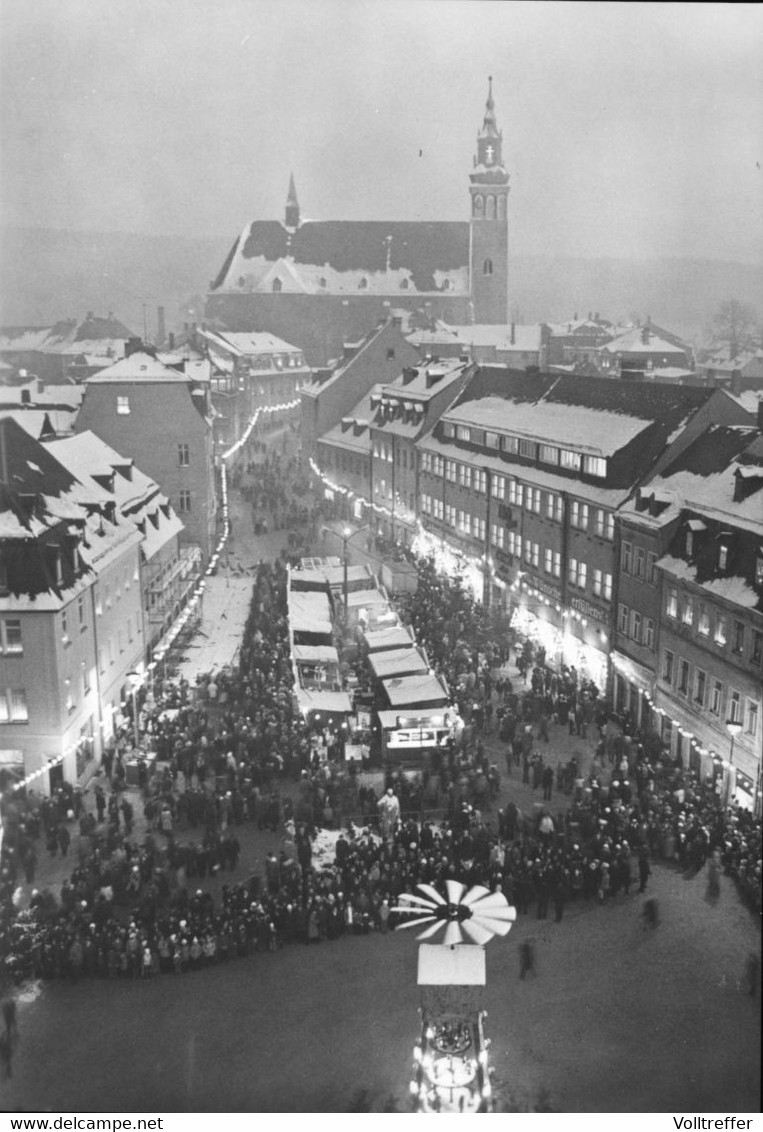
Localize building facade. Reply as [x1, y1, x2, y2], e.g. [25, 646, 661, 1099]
[74, 350, 217, 562]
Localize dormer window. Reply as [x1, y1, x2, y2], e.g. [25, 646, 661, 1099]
[483, 259, 493, 276]
[117, 396, 130, 415]
[272, 278, 283, 292]
[359, 277, 368, 290]
[756, 552, 763, 586]
[685, 530, 694, 559]
[319, 277, 327, 289]
[400, 278, 409, 290]
[718, 542, 729, 571]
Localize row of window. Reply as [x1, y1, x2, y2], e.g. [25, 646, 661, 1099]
[372, 441, 414, 470]
[438, 426, 608, 478]
[665, 588, 763, 663]
[0, 688, 27, 723]
[617, 603, 656, 649]
[620, 542, 659, 583]
[661, 650, 759, 737]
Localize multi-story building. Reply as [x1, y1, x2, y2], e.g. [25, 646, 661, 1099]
[74, 348, 217, 562]
[617, 420, 762, 813]
[206, 81, 511, 366]
[0, 417, 145, 793]
[417, 370, 751, 692]
[46, 430, 196, 658]
[196, 328, 311, 458]
[301, 318, 419, 459]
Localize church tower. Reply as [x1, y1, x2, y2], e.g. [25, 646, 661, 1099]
[285, 173, 300, 229]
[469, 78, 509, 324]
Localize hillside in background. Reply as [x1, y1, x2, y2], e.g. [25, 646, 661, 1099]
[1, 225, 760, 348]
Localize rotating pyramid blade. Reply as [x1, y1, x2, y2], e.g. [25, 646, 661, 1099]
[416, 883, 446, 905]
[416, 920, 446, 941]
[470, 913, 514, 937]
[460, 885, 492, 906]
[442, 920, 464, 946]
[395, 913, 438, 932]
[445, 879, 467, 905]
[460, 919, 495, 946]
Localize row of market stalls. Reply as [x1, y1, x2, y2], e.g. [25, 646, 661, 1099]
[287, 557, 455, 763]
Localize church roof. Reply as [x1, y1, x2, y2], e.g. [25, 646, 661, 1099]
[211, 219, 469, 294]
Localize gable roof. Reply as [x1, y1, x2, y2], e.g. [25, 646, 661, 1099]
[84, 351, 192, 384]
[212, 219, 469, 294]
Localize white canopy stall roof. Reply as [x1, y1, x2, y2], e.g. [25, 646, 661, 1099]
[345, 588, 389, 610]
[362, 624, 416, 652]
[288, 590, 333, 635]
[377, 708, 449, 729]
[369, 648, 429, 680]
[292, 644, 339, 663]
[382, 673, 449, 708]
[417, 944, 486, 987]
[296, 689, 353, 715]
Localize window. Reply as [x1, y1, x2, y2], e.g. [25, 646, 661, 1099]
[445, 460, 457, 483]
[605, 513, 615, 541]
[698, 605, 710, 637]
[179, 491, 192, 514]
[710, 679, 722, 716]
[81, 661, 90, 697]
[747, 701, 759, 738]
[491, 524, 505, 550]
[442, 423, 455, 440]
[666, 587, 678, 618]
[433, 498, 444, 521]
[685, 530, 694, 558]
[455, 426, 471, 442]
[421, 493, 431, 515]
[78, 595, 86, 630]
[508, 532, 522, 558]
[485, 431, 499, 450]
[634, 547, 645, 579]
[518, 439, 537, 460]
[508, 480, 524, 507]
[526, 487, 541, 513]
[752, 629, 762, 666]
[551, 550, 561, 577]
[644, 617, 655, 649]
[618, 603, 629, 634]
[732, 620, 745, 654]
[571, 501, 589, 530]
[677, 658, 690, 695]
[681, 598, 694, 627]
[694, 669, 707, 706]
[501, 435, 519, 455]
[473, 517, 486, 541]
[547, 493, 563, 522]
[603, 573, 612, 601]
[718, 543, 729, 571]
[756, 555, 763, 586]
[631, 611, 643, 643]
[178, 444, 190, 467]
[569, 559, 587, 589]
[583, 455, 607, 478]
[570, 558, 579, 586]
[621, 542, 632, 573]
[473, 469, 487, 494]
[728, 689, 741, 724]
[647, 551, 658, 583]
[545, 548, 554, 575]
[714, 614, 727, 647]
[117, 396, 130, 415]
[529, 541, 539, 568]
[595, 509, 606, 537]
[457, 464, 471, 489]
[491, 475, 505, 500]
[593, 568, 603, 597]
[483, 259, 493, 276]
[0, 688, 28, 723]
[538, 444, 559, 465]
[445, 504, 456, 528]
[662, 649, 675, 683]
[560, 449, 582, 471]
[0, 619, 22, 655]
[421, 452, 432, 474]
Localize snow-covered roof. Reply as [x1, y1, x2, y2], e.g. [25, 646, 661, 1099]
[84, 352, 191, 384]
[295, 688, 352, 715]
[288, 589, 333, 634]
[449, 323, 544, 352]
[656, 555, 760, 609]
[361, 624, 416, 652]
[444, 395, 651, 457]
[601, 328, 688, 356]
[292, 644, 339, 663]
[201, 329, 305, 357]
[369, 648, 429, 680]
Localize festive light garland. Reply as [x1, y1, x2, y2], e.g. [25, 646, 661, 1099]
[8, 397, 300, 797]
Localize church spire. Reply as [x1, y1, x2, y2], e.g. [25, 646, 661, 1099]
[475, 76, 503, 167]
[285, 173, 300, 229]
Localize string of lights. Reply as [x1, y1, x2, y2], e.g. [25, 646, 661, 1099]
[9, 396, 300, 797]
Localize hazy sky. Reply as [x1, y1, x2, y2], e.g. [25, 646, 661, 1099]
[2, 0, 762, 263]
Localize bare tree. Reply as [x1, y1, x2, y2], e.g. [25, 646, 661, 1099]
[712, 298, 758, 358]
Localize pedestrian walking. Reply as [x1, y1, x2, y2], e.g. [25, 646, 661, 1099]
[641, 897, 659, 930]
[638, 848, 651, 892]
[519, 939, 536, 979]
[2, 998, 18, 1044]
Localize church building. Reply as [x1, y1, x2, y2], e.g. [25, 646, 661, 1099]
[205, 81, 510, 366]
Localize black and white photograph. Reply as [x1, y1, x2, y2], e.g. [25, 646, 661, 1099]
[0, 0, 761, 1116]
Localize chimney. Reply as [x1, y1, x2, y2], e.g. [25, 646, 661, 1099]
[157, 306, 166, 347]
[641, 325, 650, 345]
[391, 315, 403, 329]
[21, 388, 31, 406]
[168, 331, 176, 351]
[402, 366, 417, 385]
[757, 398, 763, 432]
[510, 322, 516, 345]
[37, 378, 45, 394]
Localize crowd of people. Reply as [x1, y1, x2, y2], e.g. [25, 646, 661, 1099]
[0, 535, 760, 994]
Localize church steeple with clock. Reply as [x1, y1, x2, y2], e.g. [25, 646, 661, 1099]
[469, 77, 510, 324]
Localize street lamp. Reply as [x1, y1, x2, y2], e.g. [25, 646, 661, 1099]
[127, 671, 141, 752]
